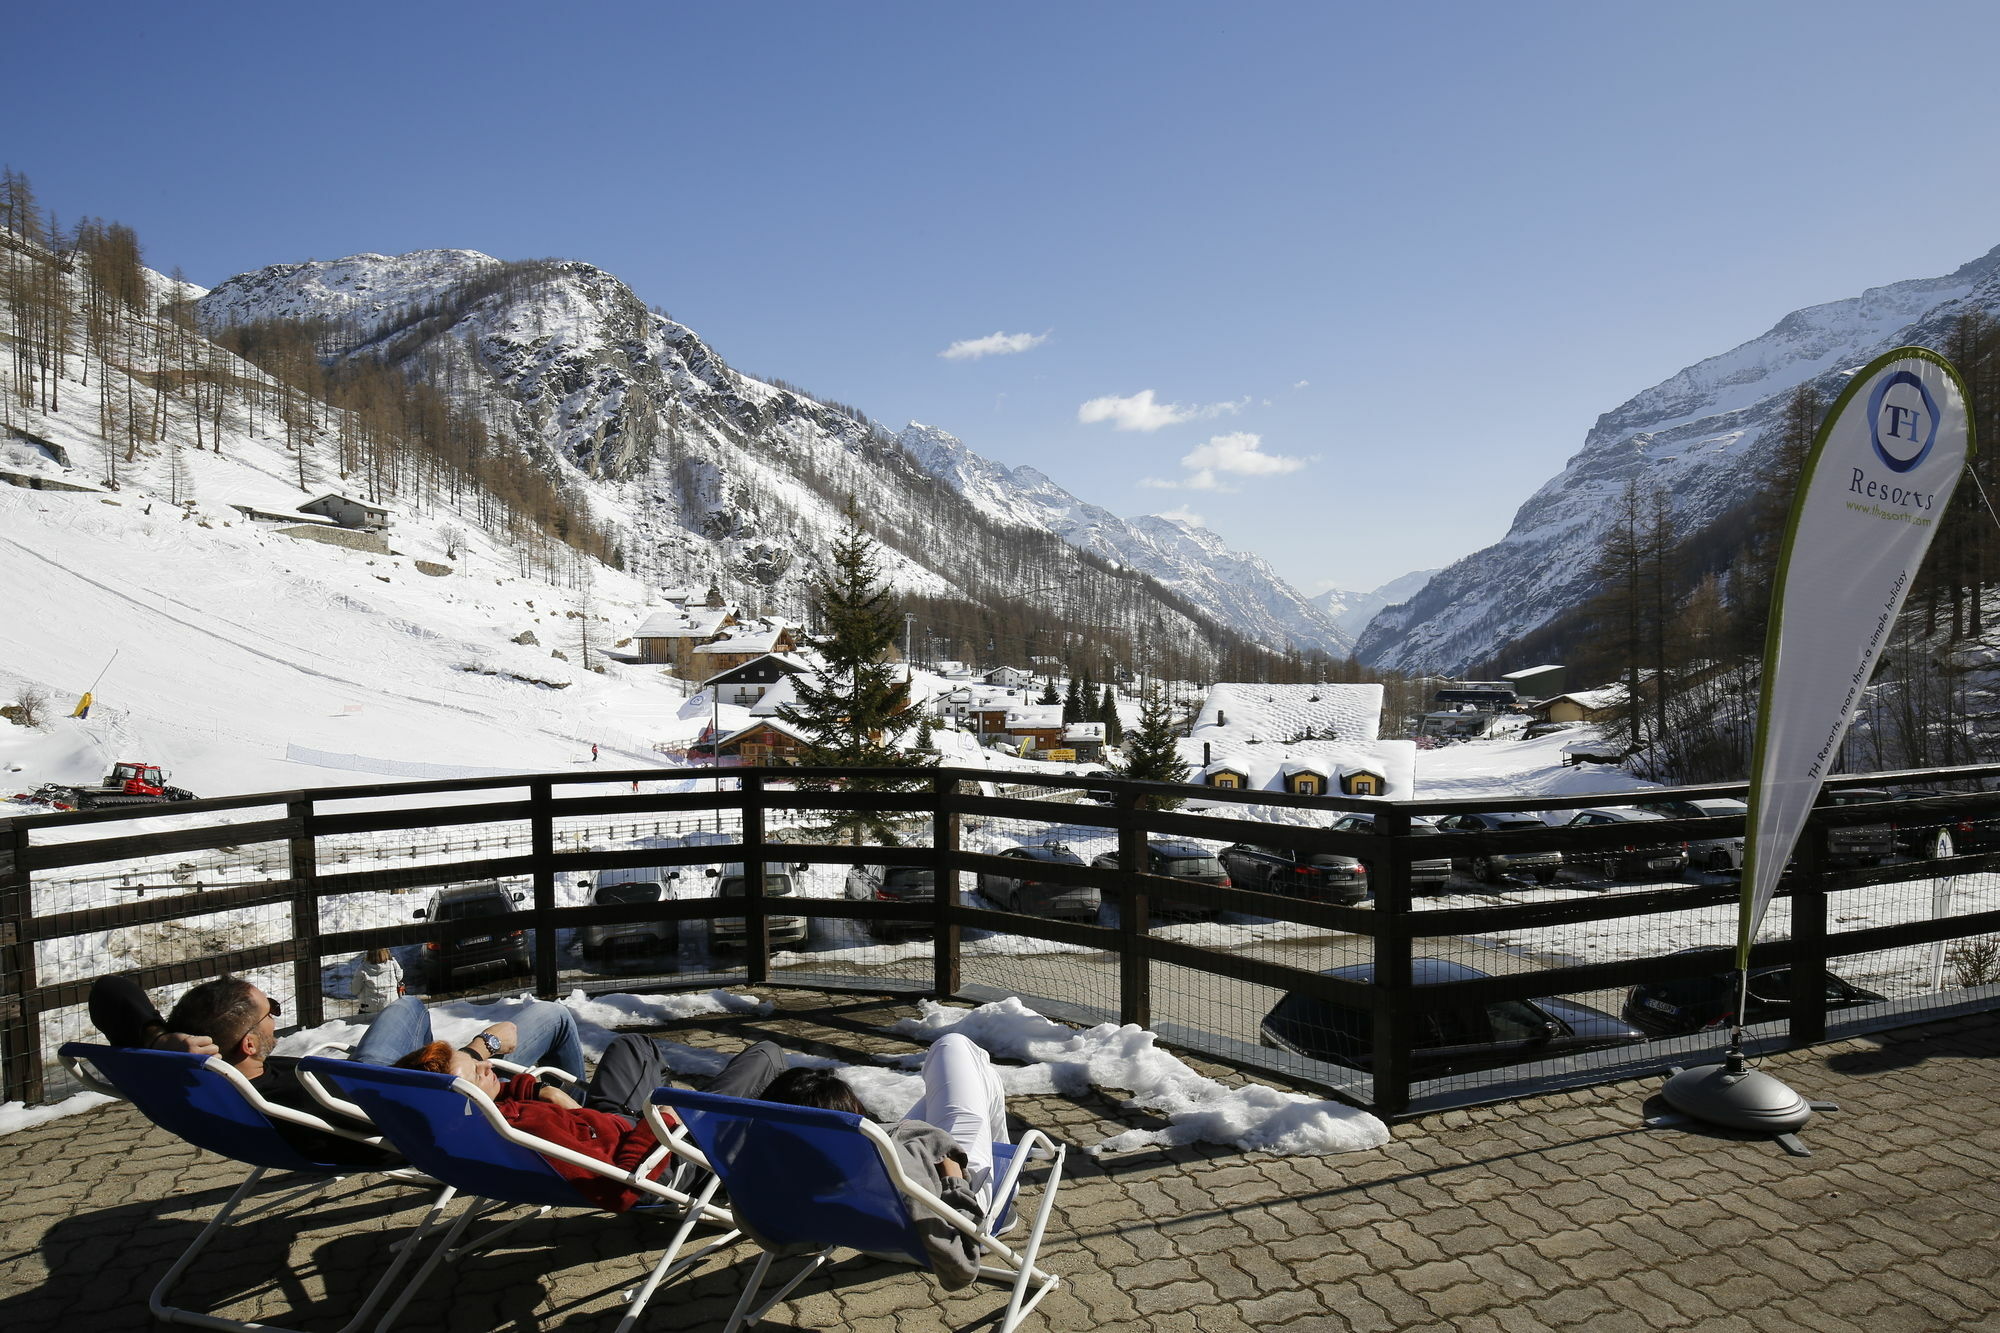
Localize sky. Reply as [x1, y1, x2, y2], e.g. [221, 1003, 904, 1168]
[15, 1, 2000, 596]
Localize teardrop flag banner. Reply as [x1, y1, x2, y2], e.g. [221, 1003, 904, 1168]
[1739, 347, 1973, 966]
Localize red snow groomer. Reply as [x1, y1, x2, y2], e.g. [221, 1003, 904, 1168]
[75, 762, 198, 809]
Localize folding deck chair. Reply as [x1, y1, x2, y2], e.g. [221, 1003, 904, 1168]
[58, 1042, 457, 1333]
[302, 1055, 740, 1333]
[651, 1087, 1067, 1333]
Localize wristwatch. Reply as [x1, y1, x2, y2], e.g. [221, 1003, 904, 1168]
[465, 1032, 502, 1059]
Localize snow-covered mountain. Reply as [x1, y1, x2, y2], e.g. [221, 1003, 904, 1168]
[1357, 244, 2000, 673]
[199, 251, 1346, 658]
[1310, 568, 1438, 643]
[896, 422, 1353, 656]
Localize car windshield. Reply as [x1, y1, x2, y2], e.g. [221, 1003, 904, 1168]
[883, 868, 935, 891]
[719, 876, 794, 897]
[595, 881, 660, 905]
[439, 896, 508, 921]
[1490, 818, 1544, 831]
[1305, 854, 1354, 868]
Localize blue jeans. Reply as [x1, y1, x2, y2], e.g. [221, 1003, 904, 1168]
[349, 996, 585, 1080]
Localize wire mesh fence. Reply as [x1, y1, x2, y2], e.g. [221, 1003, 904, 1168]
[8, 764, 2000, 1115]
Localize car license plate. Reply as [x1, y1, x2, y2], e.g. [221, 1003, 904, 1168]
[1647, 858, 1678, 869]
[462, 934, 492, 945]
[1642, 997, 1680, 1014]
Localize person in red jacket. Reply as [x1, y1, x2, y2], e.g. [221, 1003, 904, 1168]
[395, 1033, 784, 1213]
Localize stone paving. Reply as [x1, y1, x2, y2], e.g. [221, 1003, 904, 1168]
[3, 990, 1998, 1332]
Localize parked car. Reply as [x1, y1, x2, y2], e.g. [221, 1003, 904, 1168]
[976, 843, 1099, 921]
[1089, 839, 1231, 918]
[844, 862, 938, 938]
[413, 880, 530, 988]
[1881, 789, 2000, 860]
[1634, 797, 1747, 873]
[1560, 808, 1689, 881]
[1217, 840, 1368, 905]
[1622, 953, 1885, 1037]
[579, 871, 670, 959]
[1258, 957, 1647, 1075]
[1327, 813, 1455, 894]
[1807, 787, 1896, 866]
[706, 862, 808, 950]
[1428, 812, 1563, 885]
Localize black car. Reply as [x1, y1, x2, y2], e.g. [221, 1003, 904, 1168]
[976, 843, 1099, 921]
[1622, 954, 1885, 1037]
[1429, 812, 1564, 885]
[1815, 789, 1896, 865]
[1560, 808, 1689, 881]
[844, 863, 938, 938]
[1327, 813, 1455, 894]
[414, 881, 531, 988]
[1089, 839, 1231, 918]
[1881, 789, 2000, 860]
[1217, 841, 1369, 905]
[1259, 957, 1646, 1075]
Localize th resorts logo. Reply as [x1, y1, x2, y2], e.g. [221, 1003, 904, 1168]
[1867, 368, 1939, 473]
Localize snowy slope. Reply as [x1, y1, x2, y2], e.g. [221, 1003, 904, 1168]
[897, 422, 1353, 656]
[199, 251, 1342, 660]
[1358, 244, 2000, 673]
[1309, 567, 1438, 642]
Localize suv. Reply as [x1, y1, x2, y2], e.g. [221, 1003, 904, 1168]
[1816, 789, 1897, 866]
[1561, 808, 1689, 881]
[976, 843, 1099, 921]
[706, 863, 809, 951]
[1259, 957, 1646, 1075]
[1327, 813, 1455, 894]
[1882, 789, 2000, 861]
[1622, 954, 1884, 1036]
[1217, 841, 1369, 905]
[1089, 840, 1231, 919]
[413, 881, 531, 988]
[845, 863, 938, 938]
[579, 872, 669, 960]
[1429, 812, 1563, 885]
[1634, 797, 1747, 873]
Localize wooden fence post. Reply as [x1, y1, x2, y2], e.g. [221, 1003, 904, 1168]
[742, 774, 768, 987]
[531, 778, 558, 1000]
[1370, 805, 1415, 1117]
[1117, 793, 1150, 1030]
[0, 819, 37, 1105]
[934, 774, 961, 999]
[288, 796, 324, 1028]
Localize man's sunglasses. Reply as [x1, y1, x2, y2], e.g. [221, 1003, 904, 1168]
[227, 995, 280, 1049]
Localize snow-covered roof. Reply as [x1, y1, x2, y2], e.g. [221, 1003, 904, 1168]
[1185, 736, 1419, 800]
[635, 608, 732, 639]
[694, 625, 783, 655]
[1005, 706, 1064, 730]
[1190, 682, 1382, 747]
[719, 715, 809, 746]
[748, 675, 804, 716]
[1065, 722, 1105, 742]
[1546, 687, 1625, 711]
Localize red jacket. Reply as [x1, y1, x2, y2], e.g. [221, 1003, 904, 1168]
[497, 1073, 675, 1212]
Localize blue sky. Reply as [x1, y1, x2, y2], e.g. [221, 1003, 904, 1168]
[15, 2, 2000, 595]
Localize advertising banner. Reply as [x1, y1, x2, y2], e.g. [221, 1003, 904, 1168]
[1740, 347, 1973, 964]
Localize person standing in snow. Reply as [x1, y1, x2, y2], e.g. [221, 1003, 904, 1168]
[355, 946, 403, 1014]
[591, 743, 600, 761]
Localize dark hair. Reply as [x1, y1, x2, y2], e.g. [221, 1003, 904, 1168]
[165, 976, 265, 1047]
[762, 1067, 865, 1116]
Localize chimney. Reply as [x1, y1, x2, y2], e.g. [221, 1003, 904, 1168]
[1216, 708, 1226, 727]
[1203, 742, 1212, 766]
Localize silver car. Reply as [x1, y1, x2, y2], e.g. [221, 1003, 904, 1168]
[1636, 798, 1746, 873]
[706, 863, 809, 950]
[579, 872, 671, 959]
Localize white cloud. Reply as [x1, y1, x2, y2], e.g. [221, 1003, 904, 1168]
[1139, 469, 1231, 492]
[939, 330, 1048, 361]
[1293, 379, 1310, 390]
[1077, 390, 1247, 432]
[1154, 505, 1206, 527]
[1181, 431, 1308, 478]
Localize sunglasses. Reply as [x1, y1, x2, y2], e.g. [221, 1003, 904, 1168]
[227, 995, 281, 1050]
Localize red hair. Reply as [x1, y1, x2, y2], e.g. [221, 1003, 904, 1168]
[394, 1040, 457, 1074]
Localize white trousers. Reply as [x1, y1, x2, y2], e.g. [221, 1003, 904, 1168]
[904, 1032, 1010, 1210]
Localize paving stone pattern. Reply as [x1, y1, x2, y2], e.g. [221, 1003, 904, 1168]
[3, 993, 1997, 1332]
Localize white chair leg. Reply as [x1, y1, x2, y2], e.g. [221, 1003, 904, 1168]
[720, 1250, 776, 1333]
[999, 1147, 1066, 1333]
[614, 1175, 739, 1333]
[372, 1194, 482, 1333]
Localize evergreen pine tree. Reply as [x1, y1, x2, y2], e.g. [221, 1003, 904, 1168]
[1112, 686, 1189, 808]
[1062, 674, 1084, 724]
[776, 503, 931, 840]
[1037, 679, 1060, 706]
[1100, 684, 1124, 745]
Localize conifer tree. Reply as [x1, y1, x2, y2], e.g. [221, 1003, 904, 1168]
[1062, 674, 1084, 724]
[1036, 679, 1059, 706]
[1100, 684, 1124, 745]
[1112, 686, 1189, 808]
[777, 503, 931, 839]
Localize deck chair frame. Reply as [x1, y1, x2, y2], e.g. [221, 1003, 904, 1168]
[652, 1088, 1067, 1333]
[300, 1055, 740, 1333]
[58, 1043, 457, 1333]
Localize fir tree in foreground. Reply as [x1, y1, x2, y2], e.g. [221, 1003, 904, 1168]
[1112, 686, 1189, 809]
[777, 503, 931, 841]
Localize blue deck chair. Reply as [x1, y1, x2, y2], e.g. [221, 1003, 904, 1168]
[58, 1042, 456, 1333]
[651, 1087, 1066, 1333]
[301, 1055, 739, 1333]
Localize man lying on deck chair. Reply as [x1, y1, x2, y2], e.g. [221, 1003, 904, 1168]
[393, 1033, 786, 1210]
[88, 975, 584, 1166]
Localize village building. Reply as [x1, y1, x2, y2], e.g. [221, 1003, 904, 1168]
[1531, 687, 1626, 726]
[299, 492, 392, 531]
[700, 653, 809, 708]
[631, 606, 739, 670]
[1183, 681, 1417, 801]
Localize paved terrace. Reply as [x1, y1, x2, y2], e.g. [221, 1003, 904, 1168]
[3, 991, 1997, 1333]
